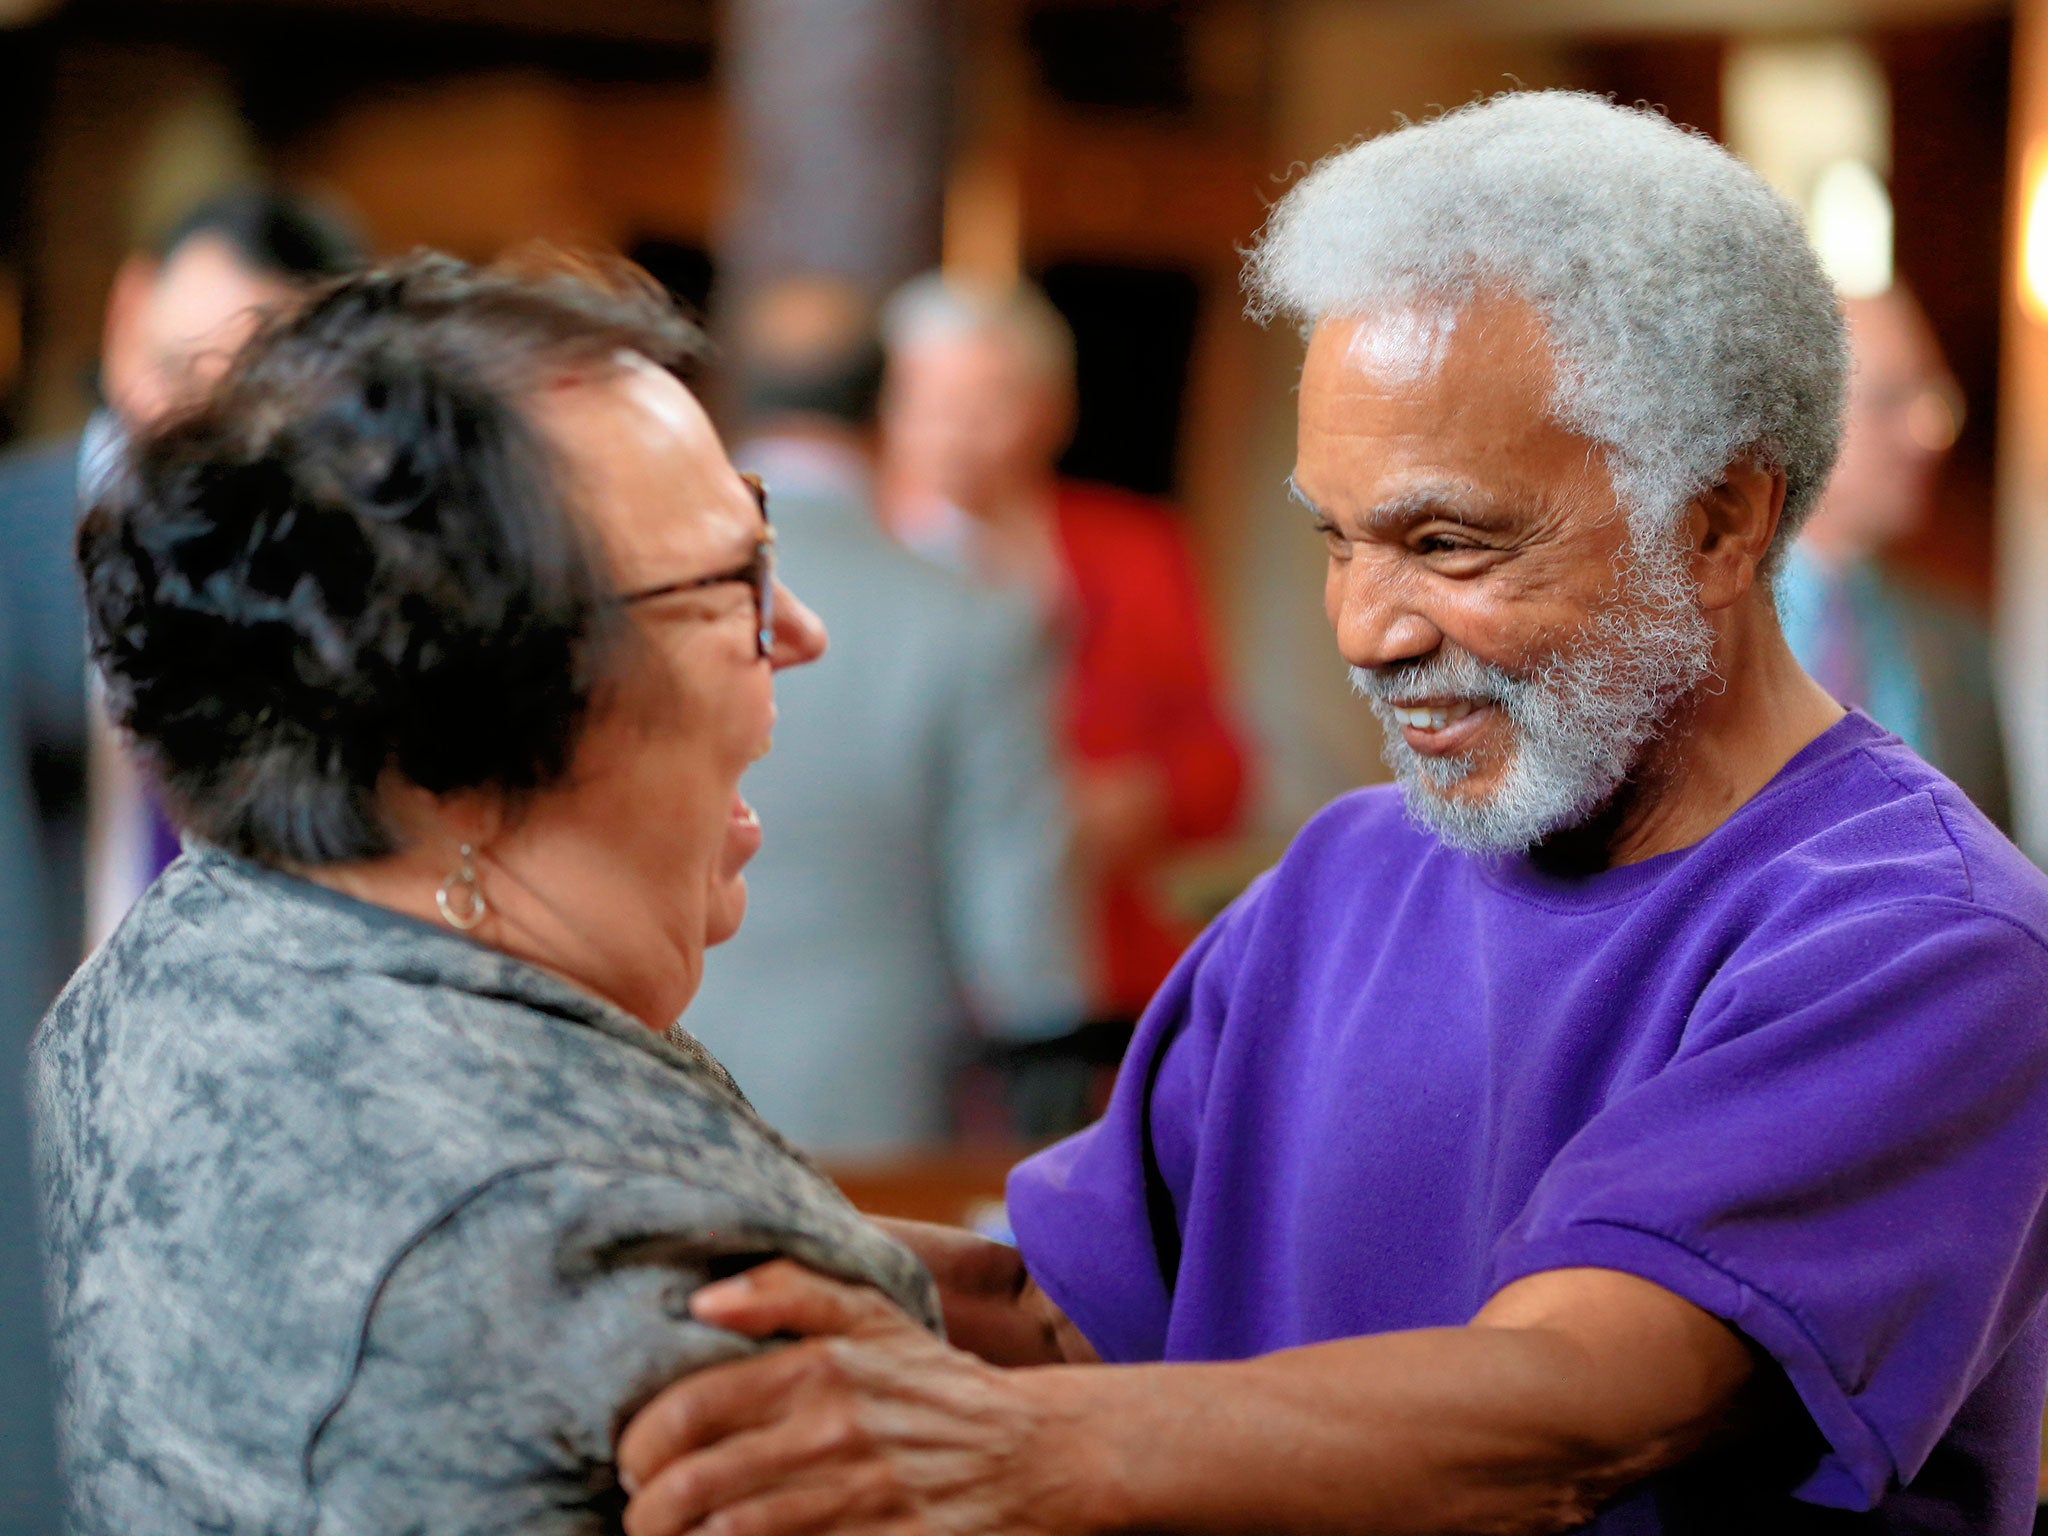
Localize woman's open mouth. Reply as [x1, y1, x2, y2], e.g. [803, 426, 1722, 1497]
[722, 790, 764, 873]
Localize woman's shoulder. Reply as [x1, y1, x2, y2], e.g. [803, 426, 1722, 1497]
[35, 852, 932, 1530]
[33, 846, 882, 1315]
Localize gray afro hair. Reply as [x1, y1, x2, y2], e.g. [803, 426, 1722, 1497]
[1245, 91, 1849, 560]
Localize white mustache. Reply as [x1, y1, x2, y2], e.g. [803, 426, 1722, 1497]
[1349, 649, 1521, 708]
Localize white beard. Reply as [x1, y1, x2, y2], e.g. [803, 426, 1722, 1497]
[1350, 536, 1716, 854]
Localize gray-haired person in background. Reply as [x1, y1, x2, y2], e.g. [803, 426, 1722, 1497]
[33, 251, 938, 1533]
[685, 277, 1085, 1154]
[1778, 283, 2011, 828]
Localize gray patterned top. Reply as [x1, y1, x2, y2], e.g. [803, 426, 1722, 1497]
[30, 845, 941, 1535]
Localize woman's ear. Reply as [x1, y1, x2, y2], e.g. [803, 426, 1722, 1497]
[376, 775, 505, 854]
[1687, 460, 1787, 612]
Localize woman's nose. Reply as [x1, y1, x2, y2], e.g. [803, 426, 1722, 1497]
[768, 580, 828, 670]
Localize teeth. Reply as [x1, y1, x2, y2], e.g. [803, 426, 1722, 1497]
[1390, 701, 1478, 732]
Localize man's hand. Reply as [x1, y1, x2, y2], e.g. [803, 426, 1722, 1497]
[873, 1219, 1100, 1368]
[616, 1260, 1101, 1536]
[617, 1261, 1767, 1536]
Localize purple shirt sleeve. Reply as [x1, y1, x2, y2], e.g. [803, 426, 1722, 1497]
[1492, 898, 2048, 1511]
[1007, 880, 1257, 1362]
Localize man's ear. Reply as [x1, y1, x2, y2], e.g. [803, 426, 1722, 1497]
[1687, 460, 1786, 612]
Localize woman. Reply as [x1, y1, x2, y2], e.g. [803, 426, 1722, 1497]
[31, 251, 937, 1534]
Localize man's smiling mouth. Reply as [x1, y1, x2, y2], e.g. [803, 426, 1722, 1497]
[1386, 699, 1483, 733]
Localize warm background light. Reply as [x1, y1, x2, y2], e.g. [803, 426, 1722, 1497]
[2021, 139, 2048, 326]
[1722, 37, 1895, 299]
[1810, 156, 1894, 298]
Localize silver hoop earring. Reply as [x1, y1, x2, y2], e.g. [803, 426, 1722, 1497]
[435, 843, 488, 932]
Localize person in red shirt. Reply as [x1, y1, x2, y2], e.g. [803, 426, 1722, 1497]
[879, 274, 1249, 1018]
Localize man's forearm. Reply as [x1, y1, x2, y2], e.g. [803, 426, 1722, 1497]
[1014, 1308, 1753, 1534]
[622, 1261, 1758, 1536]
[870, 1238, 1758, 1529]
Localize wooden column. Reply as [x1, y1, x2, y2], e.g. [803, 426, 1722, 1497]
[1998, 0, 2048, 863]
[719, 0, 952, 308]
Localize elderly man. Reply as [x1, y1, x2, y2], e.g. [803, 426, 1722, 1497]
[614, 93, 2048, 1534]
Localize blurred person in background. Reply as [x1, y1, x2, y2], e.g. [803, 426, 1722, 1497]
[1780, 283, 2010, 825]
[0, 186, 361, 1011]
[684, 277, 1085, 1154]
[0, 601, 61, 1532]
[879, 274, 1249, 1023]
[35, 250, 943, 1533]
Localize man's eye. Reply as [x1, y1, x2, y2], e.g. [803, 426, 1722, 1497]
[1416, 532, 1487, 558]
[1318, 526, 1353, 560]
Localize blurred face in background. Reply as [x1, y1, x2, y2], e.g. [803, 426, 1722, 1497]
[101, 234, 295, 430]
[1800, 287, 1961, 562]
[881, 326, 1071, 515]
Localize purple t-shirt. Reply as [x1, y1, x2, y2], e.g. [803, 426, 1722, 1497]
[1009, 714, 2048, 1532]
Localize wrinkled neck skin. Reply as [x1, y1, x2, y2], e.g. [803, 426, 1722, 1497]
[1537, 581, 1844, 873]
[297, 797, 707, 1036]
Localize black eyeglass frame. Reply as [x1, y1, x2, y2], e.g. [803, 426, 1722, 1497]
[618, 472, 777, 659]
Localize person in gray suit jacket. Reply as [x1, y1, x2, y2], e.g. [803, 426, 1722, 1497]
[0, 600, 62, 1534]
[34, 251, 936, 1533]
[684, 279, 1086, 1154]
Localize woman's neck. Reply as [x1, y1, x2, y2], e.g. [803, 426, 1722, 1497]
[300, 839, 696, 1034]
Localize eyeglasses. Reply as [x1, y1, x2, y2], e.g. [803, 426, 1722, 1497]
[619, 473, 778, 659]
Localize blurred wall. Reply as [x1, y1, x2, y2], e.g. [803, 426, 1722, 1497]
[1887, 19, 2011, 611]
[294, 73, 610, 259]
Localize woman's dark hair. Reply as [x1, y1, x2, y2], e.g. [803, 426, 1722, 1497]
[79, 248, 703, 866]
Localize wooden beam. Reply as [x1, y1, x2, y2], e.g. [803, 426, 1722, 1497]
[144, 0, 716, 48]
